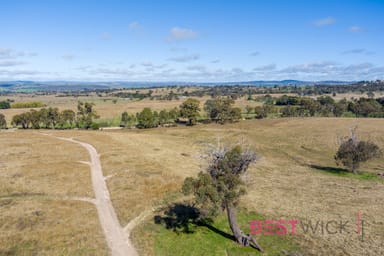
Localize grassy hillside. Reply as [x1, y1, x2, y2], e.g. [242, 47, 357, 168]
[1, 118, 383, 255]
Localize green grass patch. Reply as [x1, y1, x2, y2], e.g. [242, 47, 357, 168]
[135, 207, 301, 256]
[95, 117, 121, 127]
[309, 165, 381, 181]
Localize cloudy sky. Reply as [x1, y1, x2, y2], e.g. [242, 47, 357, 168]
[1, 0, 383, 82]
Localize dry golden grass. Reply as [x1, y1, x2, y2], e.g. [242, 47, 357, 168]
[76, 118, 382, 256]
[1, 113, 384, 255]
[0, 131, 107, 255]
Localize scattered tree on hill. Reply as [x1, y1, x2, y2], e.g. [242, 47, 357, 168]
[335, 127, 382, 174]
[29, 109, 42, 129]
[0, 101, 11, 109]
[121, 111, 137, 127]
[137, 107, 157, 128]
[180, 98, 200, 125]
[46, 107, 60, 129]
[59, 109, 76, 128]
[168, 107, 180, 122]
[77, 101, 99, 129]
[182, 143, 263, 251]
[204, 97, 241, 124]
[121, 112, 129, 127]
[0, 113, 6, 129]
[11, 112, 31, 129]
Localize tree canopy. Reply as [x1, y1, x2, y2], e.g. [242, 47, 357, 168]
[182, 143, 262, 250]
[180, 98, 200, 126]
[335, 128, 382, 174]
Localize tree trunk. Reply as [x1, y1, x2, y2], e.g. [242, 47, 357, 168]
[226, 203, 263, 251]
[352, 162, 358, 174]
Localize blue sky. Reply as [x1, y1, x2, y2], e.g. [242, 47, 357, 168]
[1, 0, 383, 82]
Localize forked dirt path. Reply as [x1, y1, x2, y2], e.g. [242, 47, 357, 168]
[45, 135, 138, 256]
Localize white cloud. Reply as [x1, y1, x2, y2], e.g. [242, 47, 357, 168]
[313, 17, 336, 27]
[129, 21, 141, 31]
[250, 51, 260, 56]
[276, 61, 384, 80]
[141, 61, 153, 67]
[341, 48, 374, 55]
[0, 48, 37, 59]
[0, 61, 26, 67]
[141, 61, 167, 69]
[167, 54, 200, 62]
[0, 48, 13, 59]
[100, 32, 111, 40]
[0, 69, 44, 76]
[253, 64, 276, 71]
[170, 47, 188, 52]
[167, 27, 197, 41]
[211, 59, 220, 63]
[187, 65, 206, 72]
[62, 54, 75, 61]
[348, 26, 363, 33]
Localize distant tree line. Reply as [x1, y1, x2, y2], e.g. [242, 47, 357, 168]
[4, 93, 384, 131]
[250, 95, 384, 118]
[11, 101, 46, 108]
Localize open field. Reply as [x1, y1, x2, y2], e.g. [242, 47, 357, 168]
[0, 131, 107, 255]
[1, 117, 383, 255]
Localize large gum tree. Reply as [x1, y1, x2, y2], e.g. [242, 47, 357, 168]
[182, 143, 263, 251]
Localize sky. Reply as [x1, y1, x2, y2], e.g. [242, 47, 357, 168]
[1, 0, 384, 82]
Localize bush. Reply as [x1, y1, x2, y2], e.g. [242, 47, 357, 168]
[91, 123, 100, 130]
[0, 101, 11, 109]
[0, 113, 6, 129]
[335, 128, 382, 174]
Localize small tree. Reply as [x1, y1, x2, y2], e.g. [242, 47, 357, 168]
[182, 143, 263, 251]
[335, 127, 382, 174]
[77, 102, 99, 129]
[59, 109, 76, 128]
[121, 112, 129, 127]
[0, 113, 6, 129]
[180, 98, 200, 125]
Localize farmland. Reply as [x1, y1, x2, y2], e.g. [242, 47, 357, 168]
[1, 114, 383, 255]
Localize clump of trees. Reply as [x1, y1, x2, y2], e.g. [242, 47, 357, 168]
[335, 127, 382, 174]
[0, 101, 11, 109]
[254, 94, 384, 118]
[120, 112, 137, 128]
[180, 98, 201, 126]
[204, 97, 242, 124]
[136, 107, 157, 129]
[10, 101, 98, 130]
[182, 143, 263, 251]
[0, 113, 6, 129]
[128, 107, 180, 129]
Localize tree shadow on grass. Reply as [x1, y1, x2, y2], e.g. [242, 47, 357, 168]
[309, 164, 350, 175]
[154, 203, 234, 241]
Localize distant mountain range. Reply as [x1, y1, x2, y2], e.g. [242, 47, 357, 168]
[0, 80, 355, 92]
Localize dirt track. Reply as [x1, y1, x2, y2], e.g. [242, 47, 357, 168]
[51, 136, 138, 256]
